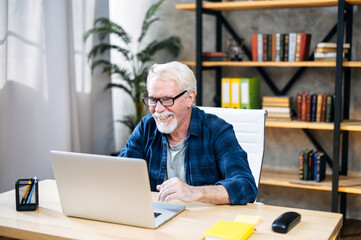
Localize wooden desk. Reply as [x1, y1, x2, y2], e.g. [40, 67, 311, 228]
[0, 180, 342, 240]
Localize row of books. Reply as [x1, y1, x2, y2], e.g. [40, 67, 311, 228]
[296, 93, 334, 122]
[314, 42, 350, 62]
[299, 149, 326, 182]
[262, 96, 292, 121]
[221, 77, 261, 109]
[251, 33, 311, 62]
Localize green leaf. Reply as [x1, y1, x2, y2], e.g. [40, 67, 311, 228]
[138, 0, 165, 43]
[137, 36, 182, 63]
[87, 43, 130, 61]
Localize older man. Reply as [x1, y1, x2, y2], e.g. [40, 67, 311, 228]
[119, 61, 257, 205]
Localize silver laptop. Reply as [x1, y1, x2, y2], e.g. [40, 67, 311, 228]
[50, 150, 185, 229]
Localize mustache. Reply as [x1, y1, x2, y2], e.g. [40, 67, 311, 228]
[152, 111, 175, 118]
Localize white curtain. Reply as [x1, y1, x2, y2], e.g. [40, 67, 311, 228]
[0, 0, 114, 192]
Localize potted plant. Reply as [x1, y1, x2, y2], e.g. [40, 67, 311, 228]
[84, 0, 182, 131]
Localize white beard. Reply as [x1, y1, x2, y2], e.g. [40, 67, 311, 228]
[152, 111, 178, 134]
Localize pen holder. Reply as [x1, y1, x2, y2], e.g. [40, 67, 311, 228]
[15, 178, 39, 211]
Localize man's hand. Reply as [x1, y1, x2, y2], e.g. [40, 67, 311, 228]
[156, 177, 200, 203]
[156, 177, 231, 204]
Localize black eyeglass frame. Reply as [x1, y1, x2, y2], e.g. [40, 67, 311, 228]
[142, 90, 188, 107]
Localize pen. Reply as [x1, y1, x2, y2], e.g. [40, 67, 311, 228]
[21, 179, 33, 204]
[24, 177, 36, 204]
[27, 177, 37, 204]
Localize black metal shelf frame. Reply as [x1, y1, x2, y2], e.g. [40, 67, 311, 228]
[194, 0, 353, 217]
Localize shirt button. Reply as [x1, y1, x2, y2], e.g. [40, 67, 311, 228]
[161, 165, 166, 169]
[163, 144, 166, 147]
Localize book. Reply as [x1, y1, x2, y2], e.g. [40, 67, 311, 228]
[221, 78, 231, 108]
[203, 57, 223, 61]
[262, 96, 291, 103]
[275, 33, 281, 62]
[310, 93, 317, 122]
[268, 34, 273, 61]
[299, 33, 311, 61]
[316, 42, 350, 49]
[303, 149, 313, 180]
[263, 34, 268, 62]
[308, 150, 314, 180]
[267, 112, 291, 119]
[203, 220, 254, 240]
[300, 93, 307, 122]
[325, 94, 334, 122]
[240, 78, 261, 109]
[316, 94, 323, 122]
[262, 102, 291, 107]
[203, 52, 224, 57]
[306, 94, 311, 122]
[231, 78, 241, 108]
[251, 34, 258, 62]
[321, 94, 327, 122]
[314, 151, 326, 182]
[262, 107, 291, 113]
[295, 33, 302, 61]
[257, 34, 263, 62]
[288, 33, 297, 62]
[271, 33, 276, 61]
[299, 151, 304, 180]
[283, 34, 289, 61]
[296, 93, 302, 121]
[314, 52, 345, 59]
[315, 48, 348, 53]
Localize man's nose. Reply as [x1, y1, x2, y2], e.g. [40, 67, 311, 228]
[154, 100, 165, 112]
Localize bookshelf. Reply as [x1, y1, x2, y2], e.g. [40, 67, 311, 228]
[176, 0, 361, 216]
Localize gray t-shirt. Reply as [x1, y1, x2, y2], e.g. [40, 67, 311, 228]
[165, 137, 186, 182]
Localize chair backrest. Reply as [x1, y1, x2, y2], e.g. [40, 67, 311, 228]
[199, 107, 266, 188]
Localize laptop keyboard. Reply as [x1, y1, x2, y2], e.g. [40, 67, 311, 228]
[154, 212, 162, 218]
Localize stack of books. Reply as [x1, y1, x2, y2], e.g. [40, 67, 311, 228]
[251, 33, 311, 62]
[314, 42, 349, 61]
[299, 149, 326, 182]
[202, 52, 224, 61]
[262, 96, 292, 121]
[296, 93, 334, 122]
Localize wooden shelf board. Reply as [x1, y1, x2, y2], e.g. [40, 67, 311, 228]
[260, 169, 361, 194]
[176, 0, 340, 11]
[265, 120, 361, 131]
[182, 61, 361, 68]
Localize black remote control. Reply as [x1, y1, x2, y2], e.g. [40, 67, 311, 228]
[272, 211, 301, 233]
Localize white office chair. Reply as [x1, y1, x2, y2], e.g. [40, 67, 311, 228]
[199, 107, 266, 188]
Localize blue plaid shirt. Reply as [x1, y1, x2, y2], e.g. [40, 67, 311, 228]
[119, 107, 257, 205]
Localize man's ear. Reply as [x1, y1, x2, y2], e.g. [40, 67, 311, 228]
[187, 91, 196, 107]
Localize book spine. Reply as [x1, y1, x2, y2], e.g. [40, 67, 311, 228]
[303, 150, 310, 180]
[297, 93, 302, 121]
[257, 34, 263, 62]
[252, 34, 258, 62]
[263, 34, 268, 62]
[308, 150, 314, 180]
[280, 34, 285, 61]
[295, 33, 302, 61]
[275, 33, 281, 62]
[306, 94, 311, 122]
[325, 94, 334, 122]
[268, 34, 273, 61]
[272, 34, 276, 62]
[299, 151, 304, 180]
[283, 34, 289, 61]
[310, 94, 317, 122]
[316, 94, 323, 122]
[288, 33, 297, 62]
[321, 94, 327, 122]
[301, 93, 307, 122]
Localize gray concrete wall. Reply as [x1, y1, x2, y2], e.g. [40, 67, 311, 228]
[157, 1, 361, 219]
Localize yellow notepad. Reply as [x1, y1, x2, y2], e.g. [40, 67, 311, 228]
[233, 215, 261, 226]
[203, 220, 254, 240]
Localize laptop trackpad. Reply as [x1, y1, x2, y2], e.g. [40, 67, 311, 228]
[153, 202, 185, 228]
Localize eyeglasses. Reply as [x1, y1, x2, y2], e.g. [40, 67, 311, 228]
[142, 90, 187, 107]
